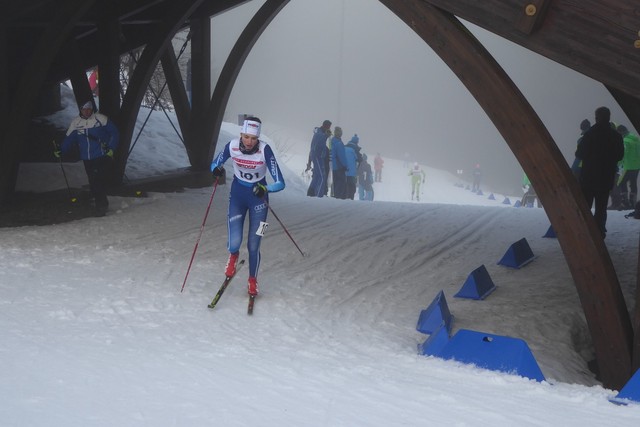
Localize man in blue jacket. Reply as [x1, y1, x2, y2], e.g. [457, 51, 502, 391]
[306, 120, 331, 197]
[57, 100, 119, 217]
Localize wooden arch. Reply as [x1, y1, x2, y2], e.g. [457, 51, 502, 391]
[378, 0, 632, 389]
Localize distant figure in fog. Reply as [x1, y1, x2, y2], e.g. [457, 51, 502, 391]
[471, 163, 482, 193]
[374, 153, 384, 182]
[409, 162, 426, 201]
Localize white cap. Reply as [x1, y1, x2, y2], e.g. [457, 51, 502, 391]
[81, 101, 93, 109]
[241, 119, 261, 137]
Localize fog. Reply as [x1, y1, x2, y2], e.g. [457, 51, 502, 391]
[211, 0, 631, 195]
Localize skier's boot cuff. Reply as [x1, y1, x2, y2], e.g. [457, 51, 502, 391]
[248, 277, 258, 296]
[225, 252, 239, 277]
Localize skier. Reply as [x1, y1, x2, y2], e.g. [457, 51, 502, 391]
[210, 116, 285, 297]
[409, 162, 426, 201]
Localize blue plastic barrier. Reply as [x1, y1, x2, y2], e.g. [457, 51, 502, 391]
[488, 193, 495, 200]
[416, 290, 454, 334]
[502, 197, 511, 205]
[543, 225, 556, 238]
[611, 368, 640, 405]
[418, 324, 450, 356]
[497, 238, 535, 269]
[454, 265, 496, 300]
[434, 329, 545, 382]
[513, 200, 522, 208]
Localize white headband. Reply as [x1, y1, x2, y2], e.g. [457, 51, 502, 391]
[242, 119, 261, 137]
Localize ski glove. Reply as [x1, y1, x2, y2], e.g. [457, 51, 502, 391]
[252, 183, 267, 198]
[212, 166, 225, 178]
[53, 149, 61, 158]
[105, 149, 114, 158]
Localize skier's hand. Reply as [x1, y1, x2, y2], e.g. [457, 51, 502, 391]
[105, 149, 114, 158]
[252, 183, 267, 198]
[53, 149, 61, 159]
[212, 166, 225, 178]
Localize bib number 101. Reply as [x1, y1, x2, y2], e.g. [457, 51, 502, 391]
[240, 171, 261, 181]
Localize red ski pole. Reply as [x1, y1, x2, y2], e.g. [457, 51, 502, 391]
[180, 178, 219, 292]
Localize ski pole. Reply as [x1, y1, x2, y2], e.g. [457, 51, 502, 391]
[52, 140, 75, 202]
[264, 199, 306, 258]
[180, 177, 219, 293]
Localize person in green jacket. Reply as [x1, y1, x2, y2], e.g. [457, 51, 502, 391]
[409, 162, 425, 201]
[616, 125, 640, 209]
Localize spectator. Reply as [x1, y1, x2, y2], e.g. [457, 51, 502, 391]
[358, 153, 374, 201]
[374, 152, 384, 182]
[56, 100, 119, 217]
[570, 119, 590, 180]
[471, 163, 482, 193]
[615, 124, 640, 210]
[330, 126, 348, 199]
[344, 135, 360, 200]
[409, 162, 426, 201]
[575, 106, 624, 237]
[306, 120, 331, 197]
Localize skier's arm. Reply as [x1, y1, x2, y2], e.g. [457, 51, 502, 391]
[264, 145, 285, 193]
[210, 142, 231, 171]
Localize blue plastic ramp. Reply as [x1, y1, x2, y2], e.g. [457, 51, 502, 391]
[435, 329, 545, 382]
[416, 290, 454, 334]
[611, 368, 640, 405]
[454, 265, 496, 300]
[497, 238, 535, 269]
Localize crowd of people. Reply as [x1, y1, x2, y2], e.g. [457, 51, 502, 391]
[305, 119, 379, 201]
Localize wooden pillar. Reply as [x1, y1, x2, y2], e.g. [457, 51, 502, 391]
[186, 13, 211, 169]
[379, 0, 633, 390]
[96, 16, 122, 119]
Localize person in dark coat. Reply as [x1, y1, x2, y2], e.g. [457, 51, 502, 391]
[306, 120, 331, 197]
[575, 106, 624, 237]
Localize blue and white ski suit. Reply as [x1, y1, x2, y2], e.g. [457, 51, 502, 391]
[210, 138, 285, 278]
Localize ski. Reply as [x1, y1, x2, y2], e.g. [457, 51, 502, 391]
[247, 294, 256, 315]
[207, 259, 245, 309]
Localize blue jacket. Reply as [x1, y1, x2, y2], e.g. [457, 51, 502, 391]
[330, 136, 347, 171]
[62, 112, 119, 160]
[344, 143, 358, 177]
[309, 127, 329, 162]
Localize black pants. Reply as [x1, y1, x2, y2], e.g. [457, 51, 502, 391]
[83, 156, 112, 209]
[581, 185, 609, 235]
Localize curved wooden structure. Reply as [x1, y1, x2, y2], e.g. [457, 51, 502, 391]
[2, 0, 639, 389]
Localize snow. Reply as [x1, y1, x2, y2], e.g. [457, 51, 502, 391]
[3, 89, 640, 426]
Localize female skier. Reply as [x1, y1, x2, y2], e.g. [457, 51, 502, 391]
[210, 117, 285, 296]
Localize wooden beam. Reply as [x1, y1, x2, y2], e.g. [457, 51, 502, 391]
[379, 0, 634, 390]
[516, 0, 551, 34]
[423, 0, 640, 100]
